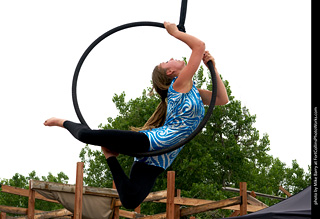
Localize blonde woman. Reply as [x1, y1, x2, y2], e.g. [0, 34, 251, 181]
[44, 22, 228, 209]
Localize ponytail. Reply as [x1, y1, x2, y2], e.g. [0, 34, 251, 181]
[131, 65, 172, 131]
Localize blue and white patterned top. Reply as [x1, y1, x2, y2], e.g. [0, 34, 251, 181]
[134, 77, 205, 169]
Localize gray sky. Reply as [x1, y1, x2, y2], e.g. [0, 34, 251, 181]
[0, 0, 311, 184]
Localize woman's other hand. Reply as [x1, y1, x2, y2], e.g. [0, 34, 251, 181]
[101, 146, 119, 159]
[202, 51, 216, 68]
[164, 22, 180, 36]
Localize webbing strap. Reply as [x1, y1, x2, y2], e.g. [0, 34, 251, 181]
[177, 0, 188, 32]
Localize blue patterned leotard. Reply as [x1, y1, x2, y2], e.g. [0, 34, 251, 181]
[135, 77, 205, 169]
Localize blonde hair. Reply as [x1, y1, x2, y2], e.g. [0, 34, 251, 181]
[131, 65, 172, 131]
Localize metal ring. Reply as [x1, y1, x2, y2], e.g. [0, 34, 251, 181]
[72, 21, 217, 157]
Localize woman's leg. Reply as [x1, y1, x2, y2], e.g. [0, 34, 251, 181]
[45, 118, 163, 209]
[44, 118, 150, 154]
[107, 157, 164, 209]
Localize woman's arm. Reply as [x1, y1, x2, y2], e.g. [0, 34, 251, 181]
[197, 88, 212, 105]
[164, 22, 205, 93]
[201, 51, 229, 106]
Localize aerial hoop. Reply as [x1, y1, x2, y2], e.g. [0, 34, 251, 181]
[72, 1, 218, 157]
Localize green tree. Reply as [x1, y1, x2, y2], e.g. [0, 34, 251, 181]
[79, 64, 311, 218]
[0, 171, 69, 216]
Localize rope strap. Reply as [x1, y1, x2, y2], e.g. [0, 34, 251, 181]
[177, 0, 188, 32]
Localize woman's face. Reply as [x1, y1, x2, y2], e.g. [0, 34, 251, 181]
[159, 58, 185, 74]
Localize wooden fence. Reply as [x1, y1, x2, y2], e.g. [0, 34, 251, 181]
[1, 162, 289, 219]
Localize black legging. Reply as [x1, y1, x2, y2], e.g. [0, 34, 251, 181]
[63, 121, 150, 155]
[63, 121, 164, 209]
[107, 157, 164, 209]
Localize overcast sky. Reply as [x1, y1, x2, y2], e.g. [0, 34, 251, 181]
[0, 0, 311, 184]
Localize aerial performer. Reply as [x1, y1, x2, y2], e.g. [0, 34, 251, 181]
[44, 22, 229, 209]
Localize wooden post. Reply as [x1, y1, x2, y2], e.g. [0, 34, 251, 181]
[250, 190, 256, 198]
[134, 205, 141, 214]
[112, 181, 120, 219]
[0, 212, 6, 219]
[74, 162, 84, 219]
[239, 182, 247, 216]
[229, 210, 240, 217]
[166, 171, 175, 219]
[174, 189, 181, 218]
[279, 186, 291, 197]
[230, 189, 256, 217]
[27, 180, 35, 219]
